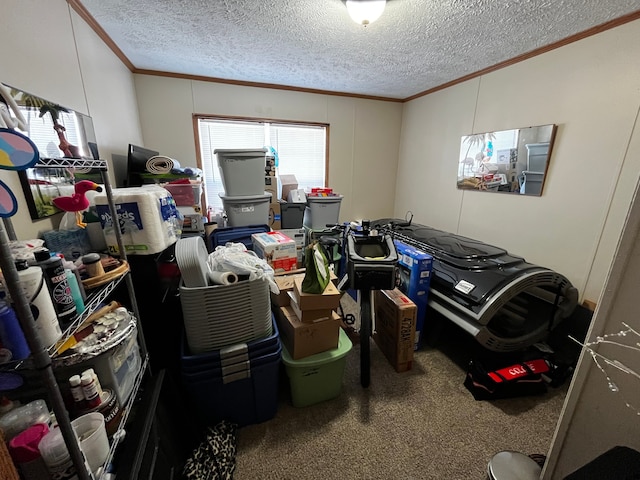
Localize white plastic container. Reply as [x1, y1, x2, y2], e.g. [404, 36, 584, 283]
[39, 412, 109, 477]
[13, 260, 63, 347]
[38, 427, 78, 479]
[72, 412, 109, 474]
[219, 192, 271, 227]
[215, 148, 267, 196]
[303, 195, 343, 229]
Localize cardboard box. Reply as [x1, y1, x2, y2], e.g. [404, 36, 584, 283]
[374, 289, 417, 373]
[287, 291, 333, 323]
[252, 231, 297, 272]
[268, 202, 281, 230]
[276, 306, 340, 360]
[279, 174, 298, 201]
[293, 276, 341, 311]
[394, 240, 433, 351]
[265, 175, 281, 201]
[271, 273, 305, 307]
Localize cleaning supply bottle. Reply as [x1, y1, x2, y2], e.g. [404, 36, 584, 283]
[14, 259, 63, 348]
[33, 249, 76, 331]
[59, 255, 86, 300]
[0, 298, 30, 360]
[57, 255, 85, 315]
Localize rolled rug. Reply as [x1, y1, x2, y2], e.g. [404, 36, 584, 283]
[145, 155, 181, 174]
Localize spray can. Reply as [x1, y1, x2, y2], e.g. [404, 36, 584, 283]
[13, 259, 63, 348]
[33, 249, 76, 330]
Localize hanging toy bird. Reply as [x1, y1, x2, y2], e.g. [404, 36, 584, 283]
[52, 180, 103, 228]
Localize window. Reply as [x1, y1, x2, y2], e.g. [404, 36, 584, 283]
[197, 117, 327, 211]
[20, 107, 82, 159]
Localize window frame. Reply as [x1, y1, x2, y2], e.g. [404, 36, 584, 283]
[193, 114, 330, 213]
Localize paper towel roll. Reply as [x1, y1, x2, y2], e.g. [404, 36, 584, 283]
[207, 270, 238, 286]
[94, 185, 181, 255]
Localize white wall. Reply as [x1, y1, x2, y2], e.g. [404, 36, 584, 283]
[0, 0, 143, 241]
[2, 5, 639, 476]
[396, 20, 640, 304]
[133, 75, 403, 223]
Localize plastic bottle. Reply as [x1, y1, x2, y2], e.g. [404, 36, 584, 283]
[80, 372, 102, 409]
[33, 249, 76, 330]
[56, 255, 85, 315]
[59, 255, 86, 300]
[68, 375, 86, 411]
[0, 299, 30, 360]
[14, 259, 63, 348]
[81, 368, 103, 397]
[486, 140, 494, 158]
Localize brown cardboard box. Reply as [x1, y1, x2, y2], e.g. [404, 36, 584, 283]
[279, 174, 298, 201]
[293, 276, 341, 311]
[287, 291, 333, 323]
[268, 202, 281, 230]
[265, 176, 280, 202]
[276, 306, 340, 360]
[271, 273, 305, 307]
[373, 289, 417, 373]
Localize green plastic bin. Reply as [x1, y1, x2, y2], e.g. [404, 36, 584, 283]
[281, 328, 353, 407]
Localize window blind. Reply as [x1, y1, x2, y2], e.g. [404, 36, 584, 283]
[198, 118, 326, 211]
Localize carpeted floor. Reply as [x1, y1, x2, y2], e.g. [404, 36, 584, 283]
[232, 297, 571, 480]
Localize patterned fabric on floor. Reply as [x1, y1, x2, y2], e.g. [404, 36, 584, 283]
[183, 421, 237, 480]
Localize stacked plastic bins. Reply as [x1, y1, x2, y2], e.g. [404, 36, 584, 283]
[180, 315, 281, 426]
[214, 148, 271, 227]
[179, 277, 281, 426]
[281, 328, 352, 407]
[303, 189, 343, 230]
[273, 275, 353, 407]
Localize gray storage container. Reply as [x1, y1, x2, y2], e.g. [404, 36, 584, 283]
[220, 192, 271, 227]
[215, 148, 267, 196]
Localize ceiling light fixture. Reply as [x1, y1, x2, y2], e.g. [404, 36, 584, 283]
[346, 0, 386, 26]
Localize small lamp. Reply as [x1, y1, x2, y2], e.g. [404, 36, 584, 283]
[346, 0, 386, 26]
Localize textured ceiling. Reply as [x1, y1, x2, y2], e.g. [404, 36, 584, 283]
[78, 0, 640, 100]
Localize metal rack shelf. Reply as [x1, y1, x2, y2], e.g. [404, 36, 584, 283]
[0, 155, 149, 480]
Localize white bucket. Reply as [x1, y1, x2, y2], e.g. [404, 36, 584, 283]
[39, 412, 109, 476]
[72, 412, 109, 474]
